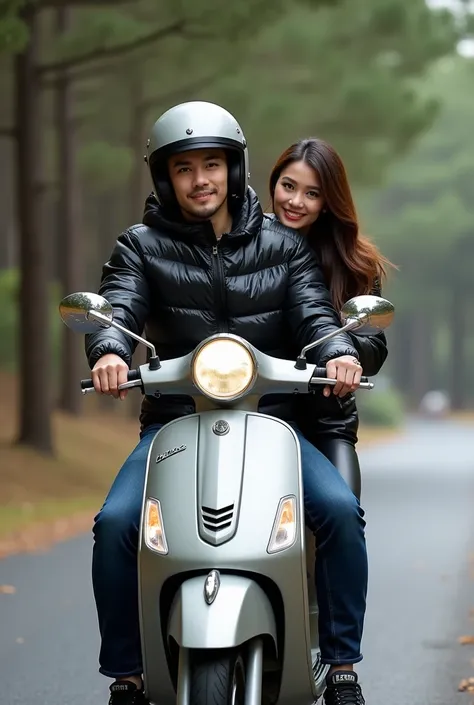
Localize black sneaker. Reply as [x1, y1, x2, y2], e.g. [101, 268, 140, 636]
[108, 680, 149, 705]
[323, 671, 365, 705]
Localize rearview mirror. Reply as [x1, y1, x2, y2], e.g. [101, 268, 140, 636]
[58, 291, 162, 370]
[295, 294, 395, 369]
[340, 295, 395, 337]
[59, 292, 113, 333]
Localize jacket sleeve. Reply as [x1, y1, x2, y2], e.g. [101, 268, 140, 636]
[347, 277, 388, 376]
[85, 229, 150, 369]
[284, 237, 359, 365]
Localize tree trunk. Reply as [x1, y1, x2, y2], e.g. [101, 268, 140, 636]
[0, 221, 17, 269]
[15, 7, 54, 453]
[56, 7, 84, 415]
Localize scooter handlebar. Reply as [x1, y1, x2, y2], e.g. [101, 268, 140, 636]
[80, 369, 142, 394]
[79, 364, 373, 395]
[310, 366, 373, 390]
[311, 366, 369, 384]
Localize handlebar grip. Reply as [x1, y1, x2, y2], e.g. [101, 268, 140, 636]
[80, 368, 141, 391]
[312, 366, 328, 378]
[312, 367, 369, 384]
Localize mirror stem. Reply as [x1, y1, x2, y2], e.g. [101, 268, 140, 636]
[294, 317, 364, 370]
[88, 310, 161, 370]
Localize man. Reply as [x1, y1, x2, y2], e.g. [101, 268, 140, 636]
[86, 101, 368, 705]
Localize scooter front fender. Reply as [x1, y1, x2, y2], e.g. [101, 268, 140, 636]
[167, 574, 277, 651]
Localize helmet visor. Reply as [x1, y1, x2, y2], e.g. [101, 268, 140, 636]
[149, 136, 243, 164]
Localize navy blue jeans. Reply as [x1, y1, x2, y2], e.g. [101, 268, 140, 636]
[92, 423, 368, 677]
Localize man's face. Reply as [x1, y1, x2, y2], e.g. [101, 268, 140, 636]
[168, 148, 228, 221]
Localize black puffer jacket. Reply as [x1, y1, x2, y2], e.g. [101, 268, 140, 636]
[85, 188, 359, 428]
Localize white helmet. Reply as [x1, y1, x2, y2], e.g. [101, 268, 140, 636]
[146, 101, 249, 212]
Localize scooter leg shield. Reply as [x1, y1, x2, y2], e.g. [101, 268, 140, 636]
[167, 574, 277, 651]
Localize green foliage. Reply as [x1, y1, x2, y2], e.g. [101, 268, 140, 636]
[358, 56, 474, 306]
[15, 0, 457, 200]
[48, 1, 308, 199]
[51, 8, 148, 62]
[204, 0, 459, 191]
[42, 0, 290, 72]
[0, 1, 29, 54]
[77, 140, 134, 190]
[0, 268, 17, 368]
[0, 269, 61, 371]
[355, 54, 474, 403]
[358, 386, 405, 427]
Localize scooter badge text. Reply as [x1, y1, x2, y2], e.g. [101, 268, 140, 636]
[155, 444, 186, 464]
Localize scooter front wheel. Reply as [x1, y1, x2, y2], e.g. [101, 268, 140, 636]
[189, 647, 246, 705]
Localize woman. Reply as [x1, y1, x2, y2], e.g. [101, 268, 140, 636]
[269, 137, 394, 499]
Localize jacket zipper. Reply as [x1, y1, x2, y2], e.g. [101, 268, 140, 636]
[212, 241, 228, 332]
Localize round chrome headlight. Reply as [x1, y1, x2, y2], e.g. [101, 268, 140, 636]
[192, 337, 257, 401]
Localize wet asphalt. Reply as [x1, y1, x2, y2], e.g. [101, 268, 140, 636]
[1, 417, 474, 704]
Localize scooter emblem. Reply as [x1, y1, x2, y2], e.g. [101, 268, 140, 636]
[204, 569, 221, 605]
[212, 420, 230, 436]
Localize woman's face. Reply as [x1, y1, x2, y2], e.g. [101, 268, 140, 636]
[273, 159, 325, 231]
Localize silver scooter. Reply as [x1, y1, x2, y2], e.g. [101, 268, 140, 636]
[59, 293, 394, 705]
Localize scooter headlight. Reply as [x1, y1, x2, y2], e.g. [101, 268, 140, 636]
[191, 337, 257, 401]
[144, 498, 168, 555]
[267, 496, 297, 554]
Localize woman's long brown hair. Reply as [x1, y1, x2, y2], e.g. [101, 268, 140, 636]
[269, 138, 395, 312]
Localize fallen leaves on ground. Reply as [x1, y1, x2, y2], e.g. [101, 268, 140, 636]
[458, 677, 474, 692]
[458, 635, 474, 645]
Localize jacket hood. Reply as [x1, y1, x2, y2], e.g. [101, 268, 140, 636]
[142, 187, 263, 244]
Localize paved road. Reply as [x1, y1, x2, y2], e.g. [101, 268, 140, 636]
[1, 418, 474, 704]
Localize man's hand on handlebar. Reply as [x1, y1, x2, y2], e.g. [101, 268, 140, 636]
[324, 355, 363, 398]
[92, 354, 130, 400]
